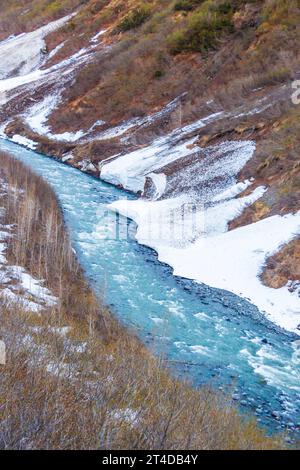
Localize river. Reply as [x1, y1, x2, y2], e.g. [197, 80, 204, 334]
[1, 138, 299, 439]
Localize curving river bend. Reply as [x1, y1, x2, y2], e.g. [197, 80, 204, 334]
[1, 138, 299, 439]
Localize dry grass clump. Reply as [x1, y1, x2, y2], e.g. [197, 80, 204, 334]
[0, 152, 286, 450]
[115, 3, 153, 33]
[167, 1, 237, 55]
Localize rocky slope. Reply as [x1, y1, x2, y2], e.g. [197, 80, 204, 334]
[0, 0, 299, 333]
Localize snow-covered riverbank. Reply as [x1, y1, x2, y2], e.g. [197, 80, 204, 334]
[107, 136, 300, 336]
[110, 195, 300, 335]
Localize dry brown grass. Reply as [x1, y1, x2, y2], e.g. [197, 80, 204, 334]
[0, 152, 286, 450]
[45, 0, 299, 133]
[0, 0, 83, 41]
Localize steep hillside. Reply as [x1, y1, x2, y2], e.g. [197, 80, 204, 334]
[0, 0, 299, 334]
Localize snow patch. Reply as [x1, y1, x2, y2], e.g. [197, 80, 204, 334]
[47, 41, 66, 60]
[96, 95, 190, 143]
[11, 134, 37, 150]
[146, 172, 167, 200]
[0, 14, 74, 80]
[109, 185, 266, 249]
[90, 29, 107, 44]
[24, 94, 105, 143]
[100, 111, 224, 193]
[0, 181, 57, 312]
[24, 94, 85, 142]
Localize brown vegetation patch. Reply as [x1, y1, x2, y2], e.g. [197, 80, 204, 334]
[262, 238, 300, 289]
[0, 0, 83, 41]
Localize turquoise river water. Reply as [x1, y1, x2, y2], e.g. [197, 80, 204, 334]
[0, 138, 299, 439]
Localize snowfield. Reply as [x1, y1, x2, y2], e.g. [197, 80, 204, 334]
[110, 197, 300, 335]
[0, 15, 74, 80]
[0, 17, 100, 139]
[25, 94, 86, 142]
[100, 112, 223, 192]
